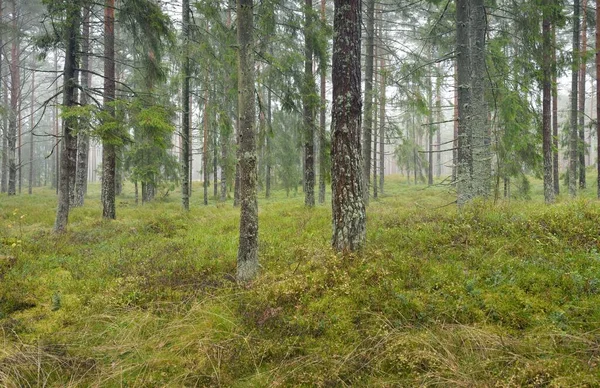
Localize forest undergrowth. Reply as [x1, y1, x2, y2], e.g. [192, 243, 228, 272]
[1, 176, 599, 386]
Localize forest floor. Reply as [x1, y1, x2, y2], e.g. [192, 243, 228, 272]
[1, 176, 600, 387]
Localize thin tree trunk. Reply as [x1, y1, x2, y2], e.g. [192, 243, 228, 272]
[362, 0, 375, 205]
[203, 82, 209, 206]
[379, 44, 385, 194]
[436, 62, 442, 178]
[318, 0, 326, 204]
[213, 103, 218, 199]
[569, 0, 580, 197]
[28, 68, 34, 195]
[303, 0, 315, 207]
[373, 48, 378, 199]
[0, 0, 5, 194]
[427, 48, 433, 186]
[17, 52, 22, 194]
[102, 0, 116, 219]
[542, 2, 555, 203]
[469, 0, 489, 198]
[181, 0, 191, 210]
[552, 23, 559, 195]
[74, 6, 91, 207]
[453, 61, 458, 184]
[54, 52, 59, 194]
[331, 0, 366, 251]
[266, 85, 272, 198]
[456, 0, 471, 205]
[7, 0, 18, 196]
[54, 4, 80, 232]
[579, 0, 587, 189]
[597, 0, 600, 198]
[236, 0, 259, 282]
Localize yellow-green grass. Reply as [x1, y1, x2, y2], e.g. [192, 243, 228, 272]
[1, 175, 599, 386]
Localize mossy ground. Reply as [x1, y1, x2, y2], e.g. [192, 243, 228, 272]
[1, 177, 599, 386]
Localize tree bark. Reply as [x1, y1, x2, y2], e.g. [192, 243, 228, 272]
[362, 0, 375, 205]
[331, 0, 366, 251]
[236, 0, 259, 282]
[74, 6, 91, 207]
[456, 0, 471, 205]
[579, 0, 587, 189]
[0, 0, 5, 194]
[542, 2, 555, 203]
[597, 0, 600, 198]
[303, 0, 315, 207]
[569, 0, 580, 197]
[203, 82, 209, 206]
[54, 3, 80, 232]
[102, 0, 116, 219]
[379, 43, 385, 194]
[317, 0, 327, 204]
[181, 0, 191, 210]
[552, 23, 559, 195]
[427, 48, 433, 186]
[7, 0, 19, 196]
[28, 68, 34, 195]
[469, 0, 489, 199]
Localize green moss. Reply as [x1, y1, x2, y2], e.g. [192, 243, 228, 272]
[1, 177, 599, 386]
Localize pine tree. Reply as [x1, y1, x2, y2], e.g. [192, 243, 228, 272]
[236, 0, 259, 282]
[331, 0, 366, 251]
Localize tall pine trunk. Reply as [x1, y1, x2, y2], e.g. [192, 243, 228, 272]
[102, 0, 116, 219]
[362, 0, 375, 205]
[28, 68, 34, 195]
[318, 0, 326, 204]
[596, 0, 600, 198]
[203, 82, 209, 206]
[569, 0, 580, 197]
[469, 0, 489, 198]
[54, 3, 80, 232]
[181, 0, 191, 210]
[74, 6, 91, 207]
[236, 0, 258, 282]
[552, 23, 559, 195]
[579, 0, 587, 188]
[379, 41, 385, 194]
[7, 0, 18, 196]
[331, 0, 366, 251]
[303, 0, 315, 207]
[542, 2, 555, 203]
[0, 0, 5, 194]
[456, 0, 471, 205]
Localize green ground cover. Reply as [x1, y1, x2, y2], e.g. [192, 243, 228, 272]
[1, 177, 599, 386]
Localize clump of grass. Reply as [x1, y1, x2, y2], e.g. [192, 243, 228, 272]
[1, 177, 599, 386]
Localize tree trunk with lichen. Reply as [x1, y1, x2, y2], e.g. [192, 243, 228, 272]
[54, 3, 80, 232]
[303, 0, 315, 207]
[542, 1, 555, 203]
[236, 0, 259, 282]
[331, 0, 366, 251]
[569, 0, 580, 197]
[362, 0, 374, 205]
[74, 6, 91, 207]
[102, 0, 116, 219]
